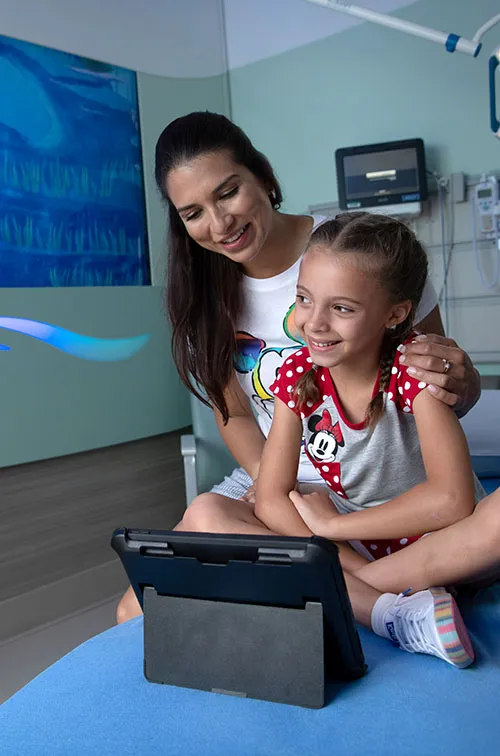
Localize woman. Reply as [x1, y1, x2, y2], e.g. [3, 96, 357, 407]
[117, 112, 495, 628]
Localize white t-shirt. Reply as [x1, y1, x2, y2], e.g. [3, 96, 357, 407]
[234, 216, 438, 482]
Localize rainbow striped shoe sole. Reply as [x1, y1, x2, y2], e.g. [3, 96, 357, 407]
[431, 587, 475, 668]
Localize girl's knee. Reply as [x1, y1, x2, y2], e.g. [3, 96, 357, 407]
[180, 492, 224, 532]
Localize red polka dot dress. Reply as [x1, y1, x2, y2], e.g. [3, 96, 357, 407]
[270, 339, 431, 561]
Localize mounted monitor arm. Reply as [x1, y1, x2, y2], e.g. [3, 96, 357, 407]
[303, 1, 500, 57]
[303, 2, 500, 137]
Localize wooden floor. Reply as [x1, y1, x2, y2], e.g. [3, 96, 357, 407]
[0, 430, 189, 604]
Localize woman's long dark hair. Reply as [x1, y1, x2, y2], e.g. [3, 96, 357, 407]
[155, 112, 282, 423]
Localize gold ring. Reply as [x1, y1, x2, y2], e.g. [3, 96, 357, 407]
[442, 358, 451, 375]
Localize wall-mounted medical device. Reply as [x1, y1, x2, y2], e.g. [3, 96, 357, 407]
[474, 176, 499, 234]
[335, 138, 428, 217]
[471, 174, 500, 289]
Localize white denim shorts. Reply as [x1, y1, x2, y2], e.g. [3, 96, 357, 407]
[210, 467, 328, 500]
[210, 467, 253, 500]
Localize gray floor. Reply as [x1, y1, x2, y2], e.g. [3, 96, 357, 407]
[0, 429, 190, 705]
[1, 431, 188, 604]
[0, 597, 120, 704]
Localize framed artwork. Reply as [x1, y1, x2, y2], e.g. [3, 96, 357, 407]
[0, 35, 150, 287]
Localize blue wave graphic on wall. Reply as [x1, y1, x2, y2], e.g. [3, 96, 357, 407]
[0, 317, 150, 361]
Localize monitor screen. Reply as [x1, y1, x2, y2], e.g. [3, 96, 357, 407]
[335, 139, 427, 211]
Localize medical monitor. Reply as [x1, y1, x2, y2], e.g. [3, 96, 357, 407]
[335, 138, 428, 216]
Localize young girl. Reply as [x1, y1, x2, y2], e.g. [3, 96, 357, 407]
[258, 212, 487, 668]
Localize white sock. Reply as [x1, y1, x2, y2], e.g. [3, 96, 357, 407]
[371, 592, 399, 640]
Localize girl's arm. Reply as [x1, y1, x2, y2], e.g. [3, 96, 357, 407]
[255, 397, 313, 536]
[292, 389, 475, 541]
[213, 373, 266, 482]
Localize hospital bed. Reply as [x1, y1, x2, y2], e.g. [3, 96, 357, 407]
[1, 391, 498, 756]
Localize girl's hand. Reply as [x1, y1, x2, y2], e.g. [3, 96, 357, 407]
[241, 482, 257, 505]
[400, 334, 480, 416]
[289, 489, 339, 538]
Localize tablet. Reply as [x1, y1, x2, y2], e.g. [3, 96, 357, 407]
[111, 528, 366, 681]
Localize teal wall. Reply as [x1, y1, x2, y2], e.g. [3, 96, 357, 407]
[228, 0, 500, 213]
[1, 71, 229, 467]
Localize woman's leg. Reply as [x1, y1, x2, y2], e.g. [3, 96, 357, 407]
[353, 488, 500, 594]
[116, 584, 142, 624]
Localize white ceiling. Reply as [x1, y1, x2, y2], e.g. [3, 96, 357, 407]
[1, 0, 227, 78]
[1, 0, 418, 78]
[224, 0, 418, 71]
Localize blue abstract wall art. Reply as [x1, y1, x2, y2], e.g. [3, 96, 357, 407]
[0, 317, 150, 361]
[0, 35, 150, 287]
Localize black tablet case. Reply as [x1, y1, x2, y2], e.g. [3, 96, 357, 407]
[112, 529, 366, 708]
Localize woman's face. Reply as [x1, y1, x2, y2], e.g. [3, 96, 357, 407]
[166, 150, 276, 266]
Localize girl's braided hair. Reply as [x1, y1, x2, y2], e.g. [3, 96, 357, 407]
[293, 212, 428, 428]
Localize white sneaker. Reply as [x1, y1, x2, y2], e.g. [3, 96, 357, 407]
[383, 587, 475, 668]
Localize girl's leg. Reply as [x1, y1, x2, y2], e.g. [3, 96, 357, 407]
[116, 492, 271, 623]
[180, 491, 370, 572]
[182, 494, 475, 666]
[116, 488, 477, 666]
[353, 488, 500, 595]
[343, 572, 474, 671]
[179, 492, 278, 535]
[116, 491, 367, 623]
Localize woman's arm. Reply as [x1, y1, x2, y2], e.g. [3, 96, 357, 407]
[403, 306, 481, 417]
[213, 373, 266, 482]
[255, 398, 313, 536]
[291, 390, 475, 541]
[414, 304, 445, 336]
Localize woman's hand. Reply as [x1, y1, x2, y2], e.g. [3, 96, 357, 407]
[289, 489, 339, 538]
[400, 334, 480, 417]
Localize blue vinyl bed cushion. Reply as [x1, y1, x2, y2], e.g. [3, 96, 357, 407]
[472, 455, 500, 480]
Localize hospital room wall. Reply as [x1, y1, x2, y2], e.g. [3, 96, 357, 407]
[0, 2, 230, 467]
[227, 0, 500, 362]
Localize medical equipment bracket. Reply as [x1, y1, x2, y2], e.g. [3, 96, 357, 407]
[142, 586, 326, 708]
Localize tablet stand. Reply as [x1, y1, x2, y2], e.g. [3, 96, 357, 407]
[143, 586, 326, 708]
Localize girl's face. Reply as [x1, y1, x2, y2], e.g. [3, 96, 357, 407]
[294, 244, 410, 369]
[166, 150, 275, 267]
